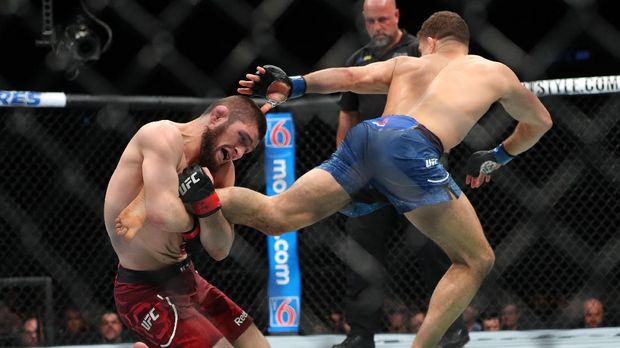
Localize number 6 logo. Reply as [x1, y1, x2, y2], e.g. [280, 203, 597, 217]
[275, 298, 296, 326]
[270, 119, 291, 147]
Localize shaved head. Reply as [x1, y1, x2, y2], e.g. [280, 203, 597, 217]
[363, 0, 397, 12]
[362, 0, 400, 50]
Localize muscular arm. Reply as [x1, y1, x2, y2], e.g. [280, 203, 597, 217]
[498, 66, 553, 155]
[196, 162, 235, 261]
[139, 123, 194, 232]
[304, 58, 398, 95]
[239, 58, 410, 101]
[117, 159, 235, 260]
[336, 110, 361, 146]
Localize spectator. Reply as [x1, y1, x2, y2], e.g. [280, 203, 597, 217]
[0, 303, 21, 346]
[583, 298, 604, 328]
[500, 303, 522, 330]
[328, 309, 351, 334]
[481, 311, 501, 331]
[463, 305, 481, 332]
[56, 307, 97, 344]
[408, 310, 425, 333]
[19, 316, 43, 347]
[99, 311, 125, 343]
[385, 305, 409, 333]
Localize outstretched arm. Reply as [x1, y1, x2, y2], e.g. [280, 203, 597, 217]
[238, 59, 400, 99]
[303, 59, 396, 94]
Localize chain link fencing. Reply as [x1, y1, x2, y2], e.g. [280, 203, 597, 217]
[1, 89, 619, 345]
[1, 0, 620, 346]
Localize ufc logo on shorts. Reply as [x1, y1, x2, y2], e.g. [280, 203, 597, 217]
[234, 311, 248, 326]
[140, 308, 160, 331]
[179, 173, 201, 195]
[425, 158, 438, 168]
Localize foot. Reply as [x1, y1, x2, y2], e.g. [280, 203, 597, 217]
[332, 335, 375, 348]
[438, 326, 470, 348]
[115, 189, 147, 241]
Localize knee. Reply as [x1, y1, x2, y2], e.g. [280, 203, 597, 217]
[475, 246, 495, 276]
[257, 199, 291, 236]
[262, 223, 289, 236]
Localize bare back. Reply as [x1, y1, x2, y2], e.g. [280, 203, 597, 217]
[384, 54, 518, 151]
[104, 121, 188, 270]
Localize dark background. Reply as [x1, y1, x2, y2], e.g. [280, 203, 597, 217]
[1, 0, 620, 345]
[1, 0, 619, 96]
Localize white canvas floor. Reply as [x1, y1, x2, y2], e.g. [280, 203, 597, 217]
[48, 327, 620, 348]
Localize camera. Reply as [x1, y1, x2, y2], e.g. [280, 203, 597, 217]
[36, 0, 111, 79]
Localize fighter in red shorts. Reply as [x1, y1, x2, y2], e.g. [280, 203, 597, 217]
[103, 96, 270, 348]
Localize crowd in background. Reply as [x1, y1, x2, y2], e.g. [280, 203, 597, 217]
[317, 296, 607, 336]
[0, 295, 609, 346]
[0, 303, 137, 347]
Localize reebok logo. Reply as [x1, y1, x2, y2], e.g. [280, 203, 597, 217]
[179, 173, 201, 195]
[234, 311, 248, 326]
[425, 158, 438, 168]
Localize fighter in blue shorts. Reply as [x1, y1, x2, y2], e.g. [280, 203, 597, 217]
[224, 11, 552, 348]
[321, 115, 461, 216]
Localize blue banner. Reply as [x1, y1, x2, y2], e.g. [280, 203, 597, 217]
[264, 113, 301, 333]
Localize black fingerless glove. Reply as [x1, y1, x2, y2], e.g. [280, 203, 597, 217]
[253, 65, 306, 101]
[465, 143, 514, 177]
[178, 164, 221, 218]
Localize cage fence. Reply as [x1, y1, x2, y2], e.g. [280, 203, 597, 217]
[1, 83, 619, 345]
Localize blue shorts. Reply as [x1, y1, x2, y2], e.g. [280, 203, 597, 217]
[319, 115, 462, 215]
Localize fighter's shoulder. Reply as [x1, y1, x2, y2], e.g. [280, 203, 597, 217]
[465, 56, 522, 92]
[136, 120, 183, 152]
[466, 55, 512, 74]
[392, 55, 425, 71]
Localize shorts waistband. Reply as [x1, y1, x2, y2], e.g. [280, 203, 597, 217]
[414, 123, 444, 154]
[117, 258, 191, 284]
[364, 115, 444, 153]
[366, 115, 418, 129]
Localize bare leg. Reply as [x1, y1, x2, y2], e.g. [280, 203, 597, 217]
[115, 187, 146, 241]
[218, 168, 351, 235]
[117, 168, 351, 237]
[404, 193, 495, 348]
[233, 323, 270, 348]
[214, 338, 234, 348]
[132, 343, 148, 348]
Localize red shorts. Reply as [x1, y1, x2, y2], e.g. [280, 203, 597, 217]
[114, 259, 253, 348]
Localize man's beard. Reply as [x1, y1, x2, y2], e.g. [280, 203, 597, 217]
[198, 124, 226, 173]
[368, 32, 393, 50]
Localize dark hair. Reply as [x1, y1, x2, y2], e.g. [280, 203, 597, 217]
[480, 311, 500, 320]
[203, 95, 267, 140]
[417, 11, 469, 45]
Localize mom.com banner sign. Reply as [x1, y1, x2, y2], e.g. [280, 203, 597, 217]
[264, 113, 301, 333]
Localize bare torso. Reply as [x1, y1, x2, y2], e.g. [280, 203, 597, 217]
[383, 54, 511, 151]
[104, 121, 188, 271]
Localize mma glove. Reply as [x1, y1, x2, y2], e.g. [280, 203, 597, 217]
[181, 215, 203, 255]
[253, 65, 306, 106]
[465, 143, 514, 177]
[178, 164, 221, 218]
